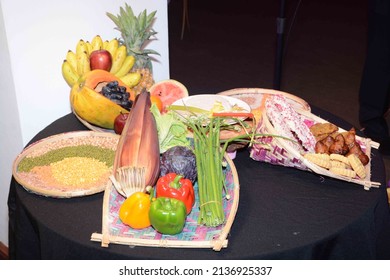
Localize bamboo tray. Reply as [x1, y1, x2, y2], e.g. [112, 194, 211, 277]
[251, 105, 380, 190]
[12, 131, 119, 198]
[91, 153, 240, 251]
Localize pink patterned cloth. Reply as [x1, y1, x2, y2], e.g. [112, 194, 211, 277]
[264, 94, 316, 153]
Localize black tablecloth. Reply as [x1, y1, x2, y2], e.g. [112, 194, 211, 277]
[8, 107, 390, 259]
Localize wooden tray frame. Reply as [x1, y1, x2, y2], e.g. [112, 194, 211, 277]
[91, 153, 240, 251]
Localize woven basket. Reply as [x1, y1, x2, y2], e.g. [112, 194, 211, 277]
[217, 87, 312, 122]
[91, 153, 240, 251]
[12, 131, 119, 198]
[250, 106, 380, 190]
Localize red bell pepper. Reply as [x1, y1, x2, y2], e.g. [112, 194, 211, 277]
[156, 173, 195, 215]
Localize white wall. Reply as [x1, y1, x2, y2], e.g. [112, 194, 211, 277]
[0, 0, 169, 247]
[0, 0, 23, 249]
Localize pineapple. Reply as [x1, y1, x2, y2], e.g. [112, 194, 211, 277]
[107, 4, 159, 95]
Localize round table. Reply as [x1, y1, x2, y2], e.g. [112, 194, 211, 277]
[8, 108, 390, 259]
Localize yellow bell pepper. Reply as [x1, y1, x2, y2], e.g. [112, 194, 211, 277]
[119, 192, 151, 229]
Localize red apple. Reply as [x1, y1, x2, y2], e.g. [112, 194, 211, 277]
[90, 49, 112, 71]
[114, 112, 129, 134]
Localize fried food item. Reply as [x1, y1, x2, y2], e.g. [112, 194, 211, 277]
[315, 141, 329, 154]
[330, 160, 349, 169]
[329, 134, 349, 155]
[322, 135, 335, 149]
[304, 153, 331, 169]
[329, 154, 351, 166]
[350, 146, 370, 166]
[348, 153, 366, 178]
[344, 128, 370, 166]
[329, 167, 356, 178]
[314, 135, 336, 154]
[310, 122, 339, 141]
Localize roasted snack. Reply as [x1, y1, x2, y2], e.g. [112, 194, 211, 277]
[315, 141, 329, 154]
[310, 122, 339, 141]
[322, 135, 335, 150]
[328, 134, 349, 155]
[348, 154, 366, 179]
[344, 128, 370, 166]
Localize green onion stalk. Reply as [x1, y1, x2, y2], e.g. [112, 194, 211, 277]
[184, 115, 226, 227]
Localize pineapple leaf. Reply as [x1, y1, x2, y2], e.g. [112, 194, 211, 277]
[125, 3, 135, 18]
[142, 49, 160, 56]
[106, 12, 121, 28]
[146, 11, 157, 26]
[139, 10, 147, 31]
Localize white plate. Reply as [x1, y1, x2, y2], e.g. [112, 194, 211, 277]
[170, 94, 251, 124]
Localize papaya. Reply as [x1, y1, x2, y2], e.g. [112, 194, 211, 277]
[70, 69, 133, 129]
[81, 69, 136, 101]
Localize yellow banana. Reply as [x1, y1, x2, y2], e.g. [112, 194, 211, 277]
[65, 50, 78, 72]
[91, 35, 103, 51]
[114, 55, 135, 77]
[105, 38, 119, 59]
[76, 39, 88, 56]
[76, 51, 90, 76]
[85, 41, 92, 55]
[110, 45, 127, 74]
[103, 40, 109, 50]
[62, 60, 80, 87]
[120, 72, 142, 88]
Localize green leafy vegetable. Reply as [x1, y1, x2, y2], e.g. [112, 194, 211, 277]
[150, 103, 190, 153]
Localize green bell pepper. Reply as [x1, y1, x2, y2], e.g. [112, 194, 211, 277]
[149, 197, 187, 235]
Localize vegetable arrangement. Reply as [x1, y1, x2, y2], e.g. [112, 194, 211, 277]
[114, 93, 254, 235]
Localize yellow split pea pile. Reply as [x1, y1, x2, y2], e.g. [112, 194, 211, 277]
[17, 137, 117, 191]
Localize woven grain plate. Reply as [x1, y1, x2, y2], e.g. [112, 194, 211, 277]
[12, 131, 119, 198]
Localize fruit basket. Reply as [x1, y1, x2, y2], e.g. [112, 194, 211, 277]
[90, 153, 239, 251]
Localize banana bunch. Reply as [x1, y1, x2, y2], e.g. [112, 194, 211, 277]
[62, 35, 141, 88]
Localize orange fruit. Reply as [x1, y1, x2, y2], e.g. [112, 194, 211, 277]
[150, 95, 163, 112]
